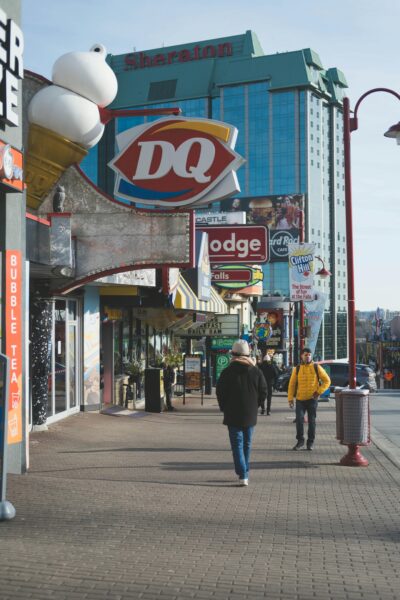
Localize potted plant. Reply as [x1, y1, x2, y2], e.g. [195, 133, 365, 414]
[125, 359, 144, 384]
[164, 351, 183, 369]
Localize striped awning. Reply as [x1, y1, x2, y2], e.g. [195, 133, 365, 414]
[174, 276, 227, 314]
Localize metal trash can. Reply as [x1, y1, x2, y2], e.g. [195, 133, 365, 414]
[334, 387, 345, 441]
[144, 368, 164, 413]
[339, 388, 370, 445]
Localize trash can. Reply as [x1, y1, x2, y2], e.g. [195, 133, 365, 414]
[144, 368, 164, 413]
[334, 387, 345, 441]
[338, 388, 370, 446]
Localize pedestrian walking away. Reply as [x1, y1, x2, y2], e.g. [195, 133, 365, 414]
[258, 352, 279, 415]
[163, 364, 175, 411]
[288, 348, 330, 451]
[216, 340, 267, 486]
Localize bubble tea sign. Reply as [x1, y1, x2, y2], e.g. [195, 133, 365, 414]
[288, 242, 315, 301]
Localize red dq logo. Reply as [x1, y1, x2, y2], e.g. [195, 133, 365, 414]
[109, 117, 244, 208]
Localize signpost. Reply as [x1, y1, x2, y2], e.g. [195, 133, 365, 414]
[183, 354, 203, 405]
[216, 353, 230, 381]
[0, 353, 16, 521]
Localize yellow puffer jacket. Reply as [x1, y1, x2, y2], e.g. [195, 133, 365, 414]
[287, 362, 331, 402]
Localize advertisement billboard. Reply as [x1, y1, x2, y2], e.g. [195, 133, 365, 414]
[220, 194, 304, 262]
[304, 292, 328, 355]
[253, 308, 283, 349]
[288, 243, 315, 302]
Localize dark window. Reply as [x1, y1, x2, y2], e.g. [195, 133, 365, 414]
[148, 79, 177, 101]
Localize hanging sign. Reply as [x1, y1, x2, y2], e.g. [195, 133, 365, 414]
[288, 242, 315, 301]
[109, 117, 245, 208]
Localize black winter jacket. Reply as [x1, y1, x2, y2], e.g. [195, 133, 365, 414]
[258, 361, 278, 384]
[216, 360, 267, 427]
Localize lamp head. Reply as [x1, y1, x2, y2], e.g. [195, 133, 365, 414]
[315, 267, 331, 279]
[384, 121, 400, 145]
[315, 256, 331, 279]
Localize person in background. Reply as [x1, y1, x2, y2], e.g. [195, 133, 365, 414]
[287, 348, 330, 451]
[216, 340, 267, 486]
[258, 353, 278, 415]
[163, 364, 175, 411]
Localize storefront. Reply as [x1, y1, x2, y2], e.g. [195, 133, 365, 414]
[0, 0, 26, 473]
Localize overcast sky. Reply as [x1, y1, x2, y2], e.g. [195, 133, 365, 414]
[22, 0, 400, 310]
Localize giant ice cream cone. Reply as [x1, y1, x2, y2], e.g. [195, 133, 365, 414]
[25, 43, 118, 210]
[25, 123, 87, 209]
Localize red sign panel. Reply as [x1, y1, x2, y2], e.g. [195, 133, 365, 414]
[212, 268, 252, 282]
[5, 250, 23, 444]
[0, 142, 24, 192]
[198, 225, 269, 264]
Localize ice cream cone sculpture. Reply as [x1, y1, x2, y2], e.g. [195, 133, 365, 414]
[25, 44, 118, 209]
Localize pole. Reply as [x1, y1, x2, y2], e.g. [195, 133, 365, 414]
[299, 208, 305, 357]
[343, 97, 357, 390]
[0, 353, 16, 520]
[341, 97, 368, 467]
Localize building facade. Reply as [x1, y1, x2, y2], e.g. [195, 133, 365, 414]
[82, 30, 349, 359]
[0, 0, 26, 473]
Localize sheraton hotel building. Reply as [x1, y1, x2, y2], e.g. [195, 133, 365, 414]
[82, 30, 348, 359]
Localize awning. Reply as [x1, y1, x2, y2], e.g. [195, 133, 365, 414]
[174, 276, 227, 314]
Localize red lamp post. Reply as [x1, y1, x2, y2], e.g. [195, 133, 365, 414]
[342, 88, 400, 466]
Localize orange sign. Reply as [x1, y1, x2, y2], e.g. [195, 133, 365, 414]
[5, 250, 23, 444]
[0, 142, 24, 192]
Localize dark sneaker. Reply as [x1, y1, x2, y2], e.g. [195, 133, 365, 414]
[260, 409, 265, 415]
[307, 442, 314, 451]
[292, 441, 305, 451]
[267, 411, 271, 416]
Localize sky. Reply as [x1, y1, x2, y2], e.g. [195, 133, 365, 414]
[21, 0, 400, 310]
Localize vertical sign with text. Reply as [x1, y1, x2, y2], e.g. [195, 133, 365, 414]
[5, 251, 22, 444]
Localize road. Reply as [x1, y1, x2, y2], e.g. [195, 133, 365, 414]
[369, 390, 400, 468]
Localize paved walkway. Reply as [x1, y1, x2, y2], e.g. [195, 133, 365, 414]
[2, 392, 400, 600]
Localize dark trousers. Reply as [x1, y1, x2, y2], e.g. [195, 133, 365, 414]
[260, 381, 273, 413]
[165, 388, 173, 409]
[295, 399, 318, 443]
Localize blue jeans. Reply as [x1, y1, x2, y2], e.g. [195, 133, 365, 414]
[228, 426, 254, 480]
[296, 399, 318, 443]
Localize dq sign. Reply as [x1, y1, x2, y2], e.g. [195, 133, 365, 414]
[109, 117, 245, 208]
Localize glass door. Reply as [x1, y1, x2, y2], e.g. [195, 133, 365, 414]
[47, 298, 81, 424]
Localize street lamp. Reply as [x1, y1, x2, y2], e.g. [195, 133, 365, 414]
[342, 87, 400, 466]
[314, 256, 332, 280]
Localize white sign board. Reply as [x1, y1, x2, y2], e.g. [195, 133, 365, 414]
[181, 314, 240, 337]
[288, 242, 315, 301]
[195, 211, 246, 226]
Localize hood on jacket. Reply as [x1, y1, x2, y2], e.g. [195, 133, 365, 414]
[231, 356, 256, 367]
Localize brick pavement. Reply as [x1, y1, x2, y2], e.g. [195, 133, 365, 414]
[1, 392, 400, 600]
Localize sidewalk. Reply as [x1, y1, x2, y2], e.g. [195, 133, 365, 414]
[2, 392, 400, 600]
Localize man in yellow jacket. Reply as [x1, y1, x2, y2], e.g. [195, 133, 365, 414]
[288, 348, 331, 451]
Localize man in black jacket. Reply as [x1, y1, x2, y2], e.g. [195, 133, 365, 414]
[258, 353, 278, 415]
[216, 340, 267, 486]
